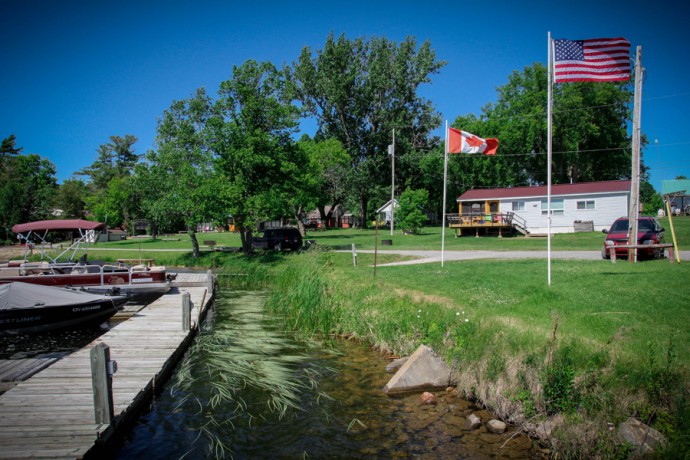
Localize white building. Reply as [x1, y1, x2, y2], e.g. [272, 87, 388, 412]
[455, 180, 631, 235]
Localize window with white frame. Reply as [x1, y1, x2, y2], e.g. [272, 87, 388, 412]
[576, 200, 595, 210]
[511, 201, 525, 211]
[541, 199, 564, 215]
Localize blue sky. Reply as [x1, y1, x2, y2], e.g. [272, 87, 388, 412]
[2, 0, 689, 192]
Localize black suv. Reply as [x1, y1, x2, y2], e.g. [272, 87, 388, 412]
[252, 227, 303, 251]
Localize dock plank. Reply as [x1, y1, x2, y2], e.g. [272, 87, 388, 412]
[0, 276, 214, 459]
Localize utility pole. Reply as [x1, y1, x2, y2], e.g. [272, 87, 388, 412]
[628, 46, 643, 263]
[389, 129, 395, 236]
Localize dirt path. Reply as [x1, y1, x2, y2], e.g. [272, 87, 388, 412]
[0, 246, 26, 263]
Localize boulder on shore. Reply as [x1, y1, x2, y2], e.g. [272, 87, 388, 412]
[618, 418, 666, 454]
[383, 344, 452, 394]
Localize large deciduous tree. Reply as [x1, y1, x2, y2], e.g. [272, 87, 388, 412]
[287, 33, 445, 226]
[210, 60, 304, 253]
[0, 138, 57, 241]
[136, 88, 225, 257]
[54, 179, 88, 219]
[295, 136, 350, 231]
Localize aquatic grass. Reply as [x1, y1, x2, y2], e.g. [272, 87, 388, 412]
[169, 290, 334, 458]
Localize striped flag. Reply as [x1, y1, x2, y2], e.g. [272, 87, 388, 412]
[553, 37, 631, 83]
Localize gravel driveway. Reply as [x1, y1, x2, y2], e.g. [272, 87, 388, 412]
[346, 249, 689, 266]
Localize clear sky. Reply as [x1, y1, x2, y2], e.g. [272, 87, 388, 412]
[2, 0, 689, 192]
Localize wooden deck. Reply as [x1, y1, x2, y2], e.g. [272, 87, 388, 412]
[0, 271, 214, 459]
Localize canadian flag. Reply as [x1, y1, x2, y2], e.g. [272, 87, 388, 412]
[447, 127, 498, 155]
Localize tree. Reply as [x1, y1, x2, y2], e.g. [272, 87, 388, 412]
[287, 33, 445, 226]
[1, 134, 22, 167]
[0, 151, 57, 241]
[396, 188, 428, 235]
[136, 88, 224, 257]
[296, 136, 350, 230]
[77, 135, 139, 189]
[78, 135, 140, 229]
[54, 179, 87, 219]
[211, 60, 303, 253]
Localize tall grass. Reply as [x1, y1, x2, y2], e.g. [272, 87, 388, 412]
[263, 247, 689, 457]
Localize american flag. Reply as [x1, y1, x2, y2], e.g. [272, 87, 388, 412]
[553, 37, 631, 83]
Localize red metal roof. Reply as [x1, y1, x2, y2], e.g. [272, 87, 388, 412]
[12, 219, 106, 234]
[457, 180, 631, 201]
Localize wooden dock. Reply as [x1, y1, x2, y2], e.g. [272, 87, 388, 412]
[0, 271, 215, 459]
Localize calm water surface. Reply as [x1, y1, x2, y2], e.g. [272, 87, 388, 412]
[113, 290, 541, 459]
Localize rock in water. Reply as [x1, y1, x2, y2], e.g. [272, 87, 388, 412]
[487, 419, 507, 434]
[420, 391, 437, 405]
[383, 344, 451, 394]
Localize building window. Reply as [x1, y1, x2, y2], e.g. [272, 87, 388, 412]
[577, 200, 595, 210]
[541, 199, 564, 215]
[511, 201, 525, 211]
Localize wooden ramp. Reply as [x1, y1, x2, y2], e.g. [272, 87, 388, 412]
[0, 277, 214, 459]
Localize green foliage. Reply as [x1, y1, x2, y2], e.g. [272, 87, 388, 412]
[136, 88, 226, 255]
[54, 179, 87, 219]
[296, 136, 350, 225]
[0, 141, 57, 240]
[485, 355, 506, 383]
[212, 59, 304, 250]
[643, 334, 680, 406]
[543, 346, 578, 415]
[396, 188, 428, 234]
[288, 33, 445, 225]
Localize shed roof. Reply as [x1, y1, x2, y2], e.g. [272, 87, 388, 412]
[457, 180, 631, 202]
[661, 179, 690, 195]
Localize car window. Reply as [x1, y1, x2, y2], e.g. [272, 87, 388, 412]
[638, 220, 654, 231]
[610, 220, 628, 232]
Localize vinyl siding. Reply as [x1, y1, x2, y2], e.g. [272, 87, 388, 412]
[499, 192, 628, 234]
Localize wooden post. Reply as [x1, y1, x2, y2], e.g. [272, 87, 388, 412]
[351, 243, 357, 268]
[91, 343, 115, 425]
[207, 270, 214, 295]
[182, 292, 191, 331]
[610, 247, 617, 264]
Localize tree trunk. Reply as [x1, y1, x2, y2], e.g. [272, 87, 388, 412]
[292, 204, 306, 237]
[189, 228, 200, 258]
[239, 226, 254, 256]
[359, 195, 369, 229]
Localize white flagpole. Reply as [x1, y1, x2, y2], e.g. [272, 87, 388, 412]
[547, 32, 554, 286]
[441, 120, 449, 267]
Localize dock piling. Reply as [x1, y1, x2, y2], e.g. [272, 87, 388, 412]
[91, 343, 115, 425]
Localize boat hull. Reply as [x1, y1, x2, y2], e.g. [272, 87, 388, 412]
[0, 264, 173, 302]
[0, 283, 127, 335]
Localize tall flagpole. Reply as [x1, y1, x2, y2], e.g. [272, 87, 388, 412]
[547, 32, 554, 286]
[441, 120, 449, 267]
[390, 129, 395, 236]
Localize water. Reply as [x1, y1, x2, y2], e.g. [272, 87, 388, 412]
[114, 290, 543, 459]
[0, 321, 114, 360]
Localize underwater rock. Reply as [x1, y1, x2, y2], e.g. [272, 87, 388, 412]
[420, 392, 437, 405]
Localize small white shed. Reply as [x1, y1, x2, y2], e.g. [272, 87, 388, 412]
[376, 199, 399, 226]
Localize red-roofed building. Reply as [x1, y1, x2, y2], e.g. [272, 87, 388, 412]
[452, 180, 631, 236]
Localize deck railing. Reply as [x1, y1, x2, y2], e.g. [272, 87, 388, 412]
[446, 212, 516, 227]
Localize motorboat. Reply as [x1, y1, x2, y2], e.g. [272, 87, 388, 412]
[0, 282, 127, 335]
[0, 219, 175, 301]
